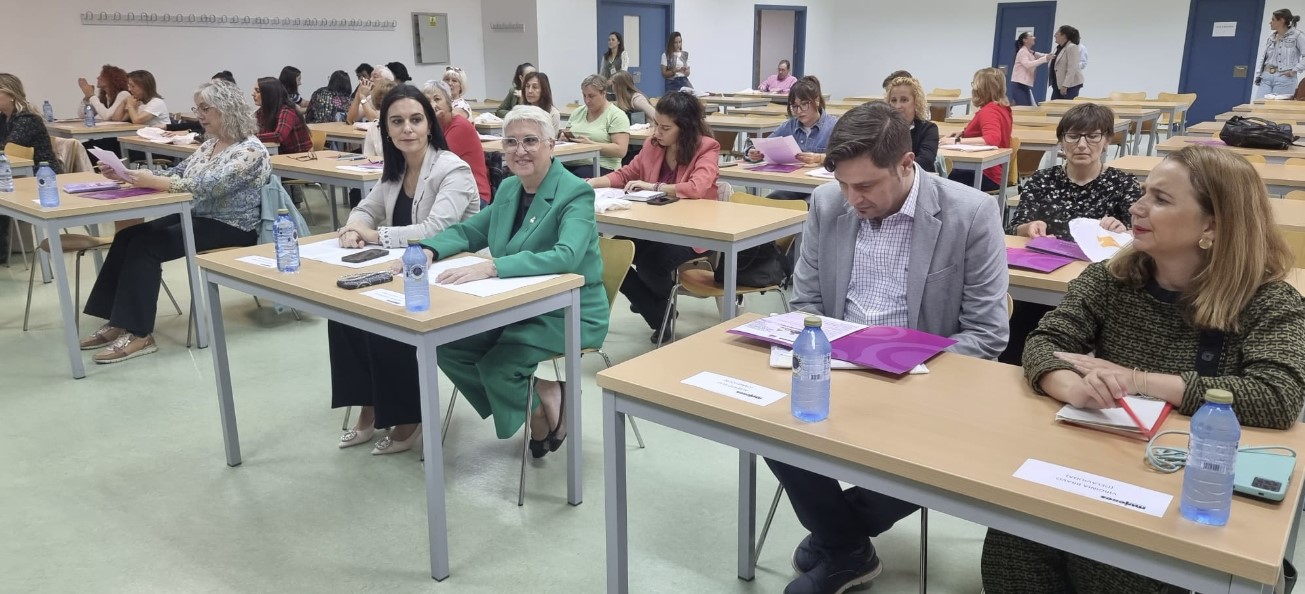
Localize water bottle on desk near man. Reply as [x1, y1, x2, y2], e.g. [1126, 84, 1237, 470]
[791, 316, 832, 422]
[273, 208, 300, 273]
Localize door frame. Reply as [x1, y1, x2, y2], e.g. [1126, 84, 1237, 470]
[752, 4, 807, 88]
[596, 0, 675, 93]
[1176, 0, 1265, 101]
[990, 1, 1058, 66]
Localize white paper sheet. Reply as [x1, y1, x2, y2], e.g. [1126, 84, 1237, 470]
[752, 135, 802, 165]
[336, 165, 384, 173]
[593, 188, 628, 201]
[1069, 217, 1133, 262]
[87, 147, 129, 178]
[1056, 396, 1168, 432]
[426, 256, 559, 297]
[235, 255, 278, 269]
[805, 169, 836, 179]
[767, 346, 929, 374]
[298, 238, 404, 269]
[681, 371, 787, 406]
[360, 288, 406, 307]
[731, 311, 865, 346]
[1013, 459, 1173, 517]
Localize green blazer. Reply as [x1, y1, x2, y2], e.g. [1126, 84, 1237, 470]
[421, 158, 609, 351]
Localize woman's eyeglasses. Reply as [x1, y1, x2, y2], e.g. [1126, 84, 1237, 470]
[790, 100, 815, 112]
[502, 136, 543, 152]
[191, 104, 213, 114]
[292, 151, 318, 162]
[445, 66, 463, 73]
[1064, 132, 1106, 144]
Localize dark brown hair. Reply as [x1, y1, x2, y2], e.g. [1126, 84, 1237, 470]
[521, 71, 554, 114]
[127, 70, 162, 101]
[1055, 103, 1115, 141]
[1274, 9, 1301, 28]
[654, 91, 712, 166]
[824, 102, 911, 171]
[786, 76, 825, 118]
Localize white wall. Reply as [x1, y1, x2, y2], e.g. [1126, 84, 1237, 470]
[5, 0, 486, 119]
[482, 0, 539, 102]
[758, 10, 796, 86]
[536, 0, 598, 105]
[674, 0, 832, 95]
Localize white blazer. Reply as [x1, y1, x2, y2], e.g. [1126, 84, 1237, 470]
[346, 146, 480, 248]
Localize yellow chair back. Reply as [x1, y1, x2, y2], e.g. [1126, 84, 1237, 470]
[931, 88, 961, 97]
[4, 144, 34, 160]
[310, 129, 328, 152]
[1110, 91, 1147, 101]
[598, 237, 636, 314]
[1285, 190, 1305, 201]
[1285, 158, 1305, 168]
[1243, 154, 1268, 165]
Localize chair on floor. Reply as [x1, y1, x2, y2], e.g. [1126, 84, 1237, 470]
[439, 236, 647, 506]
[1109, 91, 1147, 101]
[4, 143, 35, 269]
[984, 137, 1021, 199]
[1285, 158, 1305, 168]
[1155, 92, 1197, 137]
[928, 88, 962, 122]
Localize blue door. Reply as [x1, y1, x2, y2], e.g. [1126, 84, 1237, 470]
[992, 2, 1057, 104]
[597, 1, 672, 98]
[1178, 0, 1266, 123]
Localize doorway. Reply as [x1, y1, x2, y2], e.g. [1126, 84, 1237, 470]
[992, 1, 1057, 105]
[598, 0, 674, 98]
[752, 5, 807, 89]
[1178, 0, 1265, 123]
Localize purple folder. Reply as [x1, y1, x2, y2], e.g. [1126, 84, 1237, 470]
[1007, 247, 1076, 273]
[1026, 236, 1089, 261]
[729, 325, 956, 374]
[746, 163, 803, 173]
[80, 187, 160, 200]
[63, 181, 121, 193]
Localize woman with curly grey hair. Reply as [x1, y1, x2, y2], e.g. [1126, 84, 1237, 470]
[80, 80, 272, 365]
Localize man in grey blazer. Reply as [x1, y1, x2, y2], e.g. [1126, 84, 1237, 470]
[768, 102, 1009, 594]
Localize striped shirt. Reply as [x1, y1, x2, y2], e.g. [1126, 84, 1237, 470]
[844, 166, 921, 327]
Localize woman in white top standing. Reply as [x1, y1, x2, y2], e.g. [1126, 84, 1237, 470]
[77, 65, 130, 122]
[661, 31, 691, 92]
[124, 70, 171, 127]
[1010, 32, 1050, 107]
[1256, 8, 1305, 97]
[441, 66, 474, 119]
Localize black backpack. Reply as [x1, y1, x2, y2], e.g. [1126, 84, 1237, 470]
[1219, 116, 1297, 150]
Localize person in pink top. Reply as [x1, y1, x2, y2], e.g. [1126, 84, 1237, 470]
[588, 92, 721, 342]
[758, 59, 797, 93]
[942, 67, 1013, 191]
[1010, 32, 1051, 106]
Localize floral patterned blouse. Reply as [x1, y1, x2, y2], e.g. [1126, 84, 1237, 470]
[1005, 165, 1142, 239]
[306, 87, 351, 124]
[166, 136, 270, 232]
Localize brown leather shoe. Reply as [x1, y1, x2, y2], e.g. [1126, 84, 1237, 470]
[92, 333, 157, 364]
[79, 325, 124, 351]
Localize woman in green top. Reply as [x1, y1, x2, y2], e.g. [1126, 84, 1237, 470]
[565, 74, 631, 177]
[416, 105, 609, 456]
[493, 62, 535, 118]
[982, 145, 1305, 593]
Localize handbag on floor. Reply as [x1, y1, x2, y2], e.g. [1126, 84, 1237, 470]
[714, 241, 791, 288]
[1219, 116, 1297, 149]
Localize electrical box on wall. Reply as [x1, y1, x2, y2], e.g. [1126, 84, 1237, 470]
[412, 12, 451, 64]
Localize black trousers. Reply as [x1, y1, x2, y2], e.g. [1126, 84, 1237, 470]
[947, 169, 1001, 192]
[998, 301, 1055, 365]
[619, 238, 698, 329]
[765, 458, 920, 553]
[1050, 84, 1082, 100]
[0, 215, 10, 263]
[327, 321, 422, 428]
[83, 214, 256, 336]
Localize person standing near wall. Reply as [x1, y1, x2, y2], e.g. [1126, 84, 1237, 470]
[600, 31, 628, 81]
[1256, 9, 1305, 97]
[661, 31, 691, 92]
[1010, 32, 1050, 106]
[1049, 25, 1084, 100]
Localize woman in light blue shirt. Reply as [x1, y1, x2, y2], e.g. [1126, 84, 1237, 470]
[1257, 9, 1305, 97]
[743, 76, 836, 200]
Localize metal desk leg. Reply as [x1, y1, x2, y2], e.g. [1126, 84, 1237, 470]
[593, 154, 601, 176]
[970, 165, 983, 191]
[180, 204, 207, 348]
[34, 225, 52, 283]
[88, 223, 104, 272]
[738, 450, 757, 581]
[44, 227, 86, 379]
[723, 245, 739, 320]
[565, 288, 584, 505]
[604, 389, 630, 594]
[416, 338, 451, 581]
[207, 278, 241, 466]
[144, 151, 155, 167]
[327, 186, 340, 231]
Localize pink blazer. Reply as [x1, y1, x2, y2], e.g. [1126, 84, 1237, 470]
[604, 135, 721, 199]
[1012, 47, 1050, 86]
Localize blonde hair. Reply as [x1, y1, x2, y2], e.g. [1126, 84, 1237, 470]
[0, 73, 37, 115]
[610, 71, 641, 111]
[970, 67, 1010, 108]
[1107, 145, 1292, 332]
[442, 67, 468, 99]
[370, 80, 397, 106]
[887, 76, 928, 121]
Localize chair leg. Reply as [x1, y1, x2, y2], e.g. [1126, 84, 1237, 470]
[341, 406, 352, 431]
[160, 279, 182, 316]
[185, 301, 195, 348]
[655, 282, 681, 348]
[518, 377, 536, 506]
[755, 484, 786, 566]
[22, 252, 38, 331]
[253, 295, 263, 309]
[441, 387, 459, 445]
[919, 508, 928, 594]
[599, 349, 646, 449]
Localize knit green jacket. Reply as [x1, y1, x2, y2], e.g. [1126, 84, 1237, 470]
[1024, 262, 1305, 429]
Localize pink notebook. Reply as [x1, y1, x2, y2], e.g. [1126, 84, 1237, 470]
[80, 187, 160, 200]
[63, 181, 121, 193]
[728, 315, 955, 374]
[1007, 247, 1076, 273]
[1026, 236, 1089, 261]
[747, 163, 803, 173]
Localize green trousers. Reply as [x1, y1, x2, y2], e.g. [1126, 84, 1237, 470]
[437, 328, 555, 439]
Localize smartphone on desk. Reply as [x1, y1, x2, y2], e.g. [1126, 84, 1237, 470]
[647, 194, 680, 206]
[342, 248, 390, 264]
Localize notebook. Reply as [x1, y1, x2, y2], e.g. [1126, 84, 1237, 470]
[80, 187, 159, 200]
[63, 181, 121, 193]
[1006, 247, 1076, 273]
[729, 312, 955, 375]
[1055, 396, 1172, 440]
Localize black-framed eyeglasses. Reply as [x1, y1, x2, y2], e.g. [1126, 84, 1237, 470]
[1064, 132, 1106, 144]
[293, 151, 318, 162]
[790, 100, 815, 112]
[502, 136, 544, 152]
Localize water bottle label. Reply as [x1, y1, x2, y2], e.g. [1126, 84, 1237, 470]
[792, 353, 831, 381]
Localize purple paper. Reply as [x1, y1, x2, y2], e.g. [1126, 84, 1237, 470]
[63, 181, 121, 193]
[1026, 236, 1089, 261]
[1006, 247, 1076, 273]
[829, 327, 956, 374]
[80, 187, 160, 200]
[746, 163, 803, 173]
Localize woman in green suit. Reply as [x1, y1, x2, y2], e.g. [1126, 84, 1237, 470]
[418, 105, 609, 457]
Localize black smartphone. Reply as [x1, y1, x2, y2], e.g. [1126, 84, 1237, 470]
[342, 248, 390, 264]
[647, 194, 680, 206]
[719, 161, 739, 168]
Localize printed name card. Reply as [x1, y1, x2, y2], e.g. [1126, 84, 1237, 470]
[681, 372, 786, 406]
[235, 255, 278, 269]
[1013, 459, 1173, 517]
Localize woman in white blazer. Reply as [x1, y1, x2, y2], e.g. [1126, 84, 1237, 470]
[329, 85, 479, 456]
[1050, 25, 1084, 100]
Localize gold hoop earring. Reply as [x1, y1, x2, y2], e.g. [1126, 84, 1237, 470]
[1199, 237, 1213, 250]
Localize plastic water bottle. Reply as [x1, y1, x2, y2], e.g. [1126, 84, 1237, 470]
[1180, 389, 1241, 526]
[402, 240, 430, 313]
[273, 208, 300, 273]
[0, 154, 13, 193]
[36, 162, 59, 208]
[42, 101, 54, 123]
[790, 316, 832, 422]
[84, 104, 96, 127]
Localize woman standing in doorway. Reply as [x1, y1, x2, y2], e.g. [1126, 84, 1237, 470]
[661, 31, 691, 92]
[1010, 32, 1050, 106]
[1049, 25, 1084, 100]
[1256, 9, 1305, 97]
[600, 31, 628, 82]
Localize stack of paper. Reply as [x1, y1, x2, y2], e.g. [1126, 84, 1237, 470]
[1068, 218, 1133, 262]
[1055, 396, 1171, 440]
[729, 312, 955, 374]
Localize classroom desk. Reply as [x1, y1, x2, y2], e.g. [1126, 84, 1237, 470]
[119, 136, 280, 166]
[947, 113, 1132, 136]
[939, 146, 1013, 193]
[701, 95, 773, 112]
[466, 100, 499, 114]
[196, 237, 586, 582]
[480, 139, 601, 172]
[308, 121, 367, 145]
[269, 150, 380, 230]
[729, 105, 852, 118]
[9, 155, 34, 177]
[1216, 111, 1305, 124]
[717, 163, 827, 194]
[45, 120, 143, 145]
[719, 91, 830, 104]
[594, 200, 806, 321]
[1234, 102, 1305, 113]
[1187, 120, 1305, 137]
[0, 172, 201, 378]
[936, 124, 1062, 154]
[1113, 154, 1305, 195]
[844, 94, 972, 115]
[1156, 135, 1305, 165]
[1041, 99, 1191, 135]
[599, 313, 1305, 593]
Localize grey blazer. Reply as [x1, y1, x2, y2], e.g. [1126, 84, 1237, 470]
[346, 147, 480, 248]
[790, 169, 1010, 360]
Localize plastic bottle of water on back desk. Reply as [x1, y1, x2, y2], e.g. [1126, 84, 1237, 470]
[42, 101, 54, 123]
[36, 162, 59, 208]
[84, 104, 97, 128]
[1180, 389, 1240, 526]
[0, 154, 13, 193]
[790, 316, 831, 422]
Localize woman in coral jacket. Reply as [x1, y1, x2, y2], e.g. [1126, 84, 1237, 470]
[588, 91, 720, 343]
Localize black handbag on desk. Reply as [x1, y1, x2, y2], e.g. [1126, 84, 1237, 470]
[1219, 116, 1297, 149]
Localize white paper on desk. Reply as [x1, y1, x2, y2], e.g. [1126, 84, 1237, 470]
[805, 168, 836, 179]
[940, 144, 999, 152]
[478, 133, 502, 141]
[426, 255, 560, 297]
[732, 311, 864, 345]
[593, 187, 628, 201]
[629, 123, 651, 131]
[235, 255, 278, 269]
[595, 197, 631, 213]
[353, 121, 373, 131]
[1069, 217, 1133, 262]
[87, 147, 129, 178]
[752, 135, 802, 165]
[682, 371, 787, 406]
[1013, 459, 1172, 517]
[336, 164, 384, 173]
[767, 346, 929, 374]
[298, 238, 404, 269]
[361, 288, 405, 307]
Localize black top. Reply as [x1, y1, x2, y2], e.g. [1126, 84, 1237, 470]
[512, 191, 536, 235]
[910, 118, 939, 173]
[0, 111, 63, 173]
[1005, 165, 1142, 238]
[165, 120, 206, 135]
[393, 187, 414, 227]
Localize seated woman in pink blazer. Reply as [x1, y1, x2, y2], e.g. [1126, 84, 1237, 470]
[588, 91, 720, 343]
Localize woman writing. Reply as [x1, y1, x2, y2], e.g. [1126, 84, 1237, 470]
[610, 71, 656, 124]
[411, 105, 609, 454]
[982, 145, 1305, 593]
[77, 65, 130, 122]
[442, 66, 474, 119]
[253, 77, 313, 154]
[565, 75, 631, 178]
[331, 85, 480, 454]
[1256, 9, 1305, 97]
[494, 62, 536, 118]
[600, 32, 628, 82]
[588, 92, 720, 343]
[942, 67, 1012, 191]
[80, 81, 271, 364]
[661, 32, 691, 92]
[1049, 25, 1085, 100]
[423, 80, 492, 204]
[885, 75, 939, 172]
[1010, 32, 1050, 106]
[305, 70, 353, 123]
[521, 71, 562, 133]
[123, 70, 170, 127]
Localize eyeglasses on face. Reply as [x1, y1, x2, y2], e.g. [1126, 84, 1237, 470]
[191, 104, 213, 114]
[502, 136, 544, 152]
[1064, 132, 1106, 144]
[790, 100, 815, 112]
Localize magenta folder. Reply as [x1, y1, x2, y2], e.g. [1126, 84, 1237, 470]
[1026, 236, 1089, 261]
[80, 187, 160, 200]
[63, 181, 121, 193]
[729, 325, 956, 374]
[746, 163, 803, 173]
[1007, 247, 1076, 273]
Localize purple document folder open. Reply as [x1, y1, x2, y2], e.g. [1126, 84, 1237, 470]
[63, 181, 121, 193]
[80, 187, 160, 200]
[1006, 247, 1076, 273]
[1026, 236, 1089, 261]
[746, 163, 804, 173]
[729, 323, 955, 374]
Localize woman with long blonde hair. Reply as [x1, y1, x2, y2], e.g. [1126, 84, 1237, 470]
[942, 67, 1012, 190]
